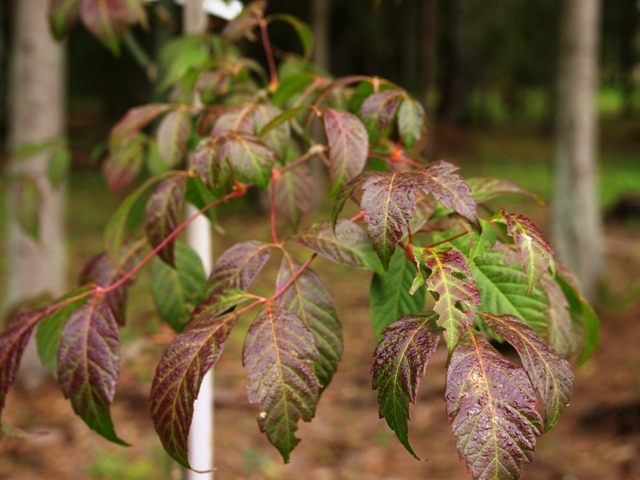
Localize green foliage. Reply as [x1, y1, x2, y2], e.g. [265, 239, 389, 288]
[0, 3, 601, 480]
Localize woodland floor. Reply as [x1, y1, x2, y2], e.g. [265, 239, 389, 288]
[1, 122, 640, 480]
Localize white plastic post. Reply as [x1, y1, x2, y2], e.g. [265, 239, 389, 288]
[183, 1, 214, 478]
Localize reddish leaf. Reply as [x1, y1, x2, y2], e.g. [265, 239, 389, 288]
[49, 0, 81, 41]
[150, 300, 243, 468]
[208, 241, 271, 294]
[479, 312, 574, 431]
[144, 176, 187, 267]
[0, 309, 50, 421]
[322, 108, 369, 197]
[271, 164, 315, 228]
[110, 104, 173, 148]
[275, 258, 342, 391]
[371, 313, 441, 459]
[398, 98, 427, 150]
[500, 210, 555, 294]
[243, 305, 320, 462]
[445, 331, 543, 480]
[331, 170, 378, 230]
[539, 273, 578, 358]
[193, 136, 225, 189]
[360, 172, 417, 270]
[360, 90, 403, 133]
[80, 0, 130, 53]
[58, 296, 127, 445]
[157, 110, 192, 167]
[254, 104, 290, 157]
[222, 16, 260, 43]
[409, 194, 438, 233]
[467, 177, 542, 204]
[420, 247, 481, 353]
[409, 160, 480, 231]
[103, 134, 146, 192]
[293, 220, 381, 271]
[218, 133, 276, 189]
[211, 106, 256, 137]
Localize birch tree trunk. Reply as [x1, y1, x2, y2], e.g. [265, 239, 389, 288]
[183, 1, 214, 478]
[6, 0, 66, 389]
[553, 0, 604, 302]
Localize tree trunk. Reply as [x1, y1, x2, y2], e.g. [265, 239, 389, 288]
[311, 0, 330, 71]
[553, 0, 604, 302]
[6, 0, 66, 389]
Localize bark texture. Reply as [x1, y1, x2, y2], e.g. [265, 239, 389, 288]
[553, 0, 604, 301]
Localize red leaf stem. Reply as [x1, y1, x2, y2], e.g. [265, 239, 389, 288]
[259, 18, 278, 91]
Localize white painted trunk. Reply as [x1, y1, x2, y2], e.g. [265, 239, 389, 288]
[553, 0, 604, 302]
[183, 1, 214, 478]
[6, 0, 66, 389]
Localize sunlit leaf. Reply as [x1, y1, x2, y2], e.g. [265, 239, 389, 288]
[479, 312, 573, 431]
[293, 219, 381, 272]
[58, 296, 127, 445]
[151, 304, 242, 468]
[144, 176, 187, 267]
[360, 171, 417, 270]
[467, 177, 542, 204]
[372, 312, 440, 459]
[370, 248, 425, 340]
[271, 164, 315, 228]
[275, 258, 342, 392]
[157, 110, 192, 167]
[80, 0, 130, 54]
[151, 242, 208, 332]
[208, 241, 271, 294]
[408, 160, 480, 231]
[498, 210, 555, 294]
[445, 331, 543, 480]
[243, 305, 320, 462]
[322, 108, 369, 197]
[398, 98, 427, 150]
[103, 133, 146, 192]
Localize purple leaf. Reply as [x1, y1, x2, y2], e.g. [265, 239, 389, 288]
[479, 312, 574, 431]
[467, 177, 542, 204]
[409, 160, 480, 231]
[500, 210, 555, 294]
[222, 15, 260, 43]
[420, 247, 481, 352]
[331, 170, 378, 230]
[193, 136, 225, 189]
[157, 110, 192, 167]
[211, 106, 256, 137]
[275, 258, 342, 391]
[0, 309, 50, 421]
[103, 134, 146, 192]
[150, 300, 243, 468]
[322, 108, 369, 197]
[360, 172, 417, 270]
[253, 104, 291, 157]
[144, 176, 187, 267]
[360, 90, 403, 132]
[243, 305, 320, 462]
[58, 296, 127, 445]
[219, 133, 276, 189]
[398, 98, 427, 150]
[271, 164, 315, 228]
[409, 194, 438, 233]
[293, 220, 381, 271]
[80, 0, 130, 53]
[208, 241, 271, 294]
[445, 331, 543, 480]
[110, 104, 173, 149]
[371, 313, 441, 459]
[539, 273, 578, 358]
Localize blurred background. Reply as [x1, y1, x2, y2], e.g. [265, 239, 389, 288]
[0, 0, 639, 479]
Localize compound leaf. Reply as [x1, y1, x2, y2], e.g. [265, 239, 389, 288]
[322, 108, 369, 197]
[370, 248, 425, 340]
[371, 312, 441, 459]
[150, 303, 242, 468]
[144, 176, 187, 267]
[243, 305, 320, 462]
[275, 258, 342, 391]
[208, 241, 271, 294]
[58, 296, 126, 445]
[479, 312, 573, 431]
[445, 331, 543, 480]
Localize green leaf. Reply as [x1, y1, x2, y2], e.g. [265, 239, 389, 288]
[48, 146, 72, 189]
[360, 171, 417, 270]
[468, 219, 497, 263]
[243, 305, 320, 462]
[539, 273, 579, 358]
[103, 133, 146, 192]
[184, 176, 219, 222]
[150, 304, 242, 468]
[80, 0, 131, 54]
[36, 289, 91, 377]
[446, 331, 543, 480]
[144, 176, 187, 267]
[49, 0, 81, 41]
[58, 296, 127, 445]
[370, 248, 425, 340]
[398, 98, 427, 150]
[268, 14, 314, 61]
[272, 74, 316, 108]
[254, 104, 291, 158]
[275, 258, 342, 392]
[498, 210, 555, 294]
[371, 312, 441, 459]
[151, 242, 208, 333]
[157, 110, 192, 167]
[420, 247, 481, 353]
[322, 108, 369, 197]
[257, 105, 313, 141]
[479, 312, 574, 431]
[293, 220, 381, 272]
[15, 176, 42, 241]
